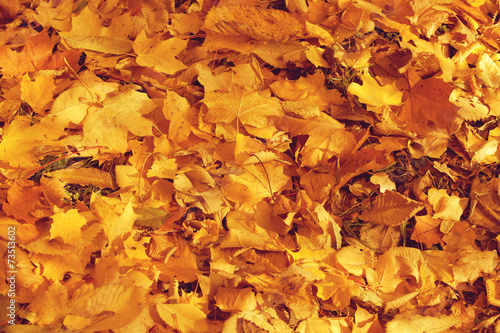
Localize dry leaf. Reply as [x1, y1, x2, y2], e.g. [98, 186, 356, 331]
[358, 191, 424, 226]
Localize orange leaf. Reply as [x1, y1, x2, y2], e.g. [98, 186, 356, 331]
[358, 191, 424, 226]
[3, 182, 44, 224]
[411, 214, 443, 248]
[203, 5, 307, 41]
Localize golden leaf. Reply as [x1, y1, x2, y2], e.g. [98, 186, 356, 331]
[348, 71, 403, 107]
[427, 188, 468, 221]
[49, 209, 87, 245]
[133, 31, 188, 74]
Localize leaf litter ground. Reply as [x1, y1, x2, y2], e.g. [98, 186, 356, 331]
[1, 0, 500, 332]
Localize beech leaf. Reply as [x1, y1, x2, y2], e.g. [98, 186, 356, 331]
[358, 191, 424, 226]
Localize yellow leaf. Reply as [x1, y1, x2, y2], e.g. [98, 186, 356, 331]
[348, 71, 403, 107]
[486, 275, 500, 307]
[215, 287, 257, 312]
[0, 118, 63, 169]
[50, 209, 87, 245]
[91, 197, 137, 244]
[59, 7, 133, 53]
[476, 53, 500, 88]
[411, 214, 443, 248]
[41, 86, 91, 130]
[251, 40, 307, 68]
[27, 281, 70, 325]
[370, 172, 396, 193]
[83, 283, 146, 331]
[335, 245, 375, 276]
[451, 246, 498, 285]
[31, 252, 85, 281]
[134, 31, 188, 74]
[21, 73, 56, 113]
[115, 165, 144, 193]
[203, 91, 283, 140]
[222, 162, 288, 208]
[427, 188, 468, 221]
[82, 88, 156, 152]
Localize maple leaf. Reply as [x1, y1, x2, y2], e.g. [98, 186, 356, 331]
[6, 0, 500, 330]
[59, 7, 133, 53]
[40, 86, 94, 130]
[154, 233, 200, 283]
[27, 281, 73, 326]
[215, 287, 257, 313]
[82, 88, 156, 152]
[2, 181, 45, 224]
[221, 161, 289, 209]
[280, 113, 356, 168]
[450, 246, 498, 285]
[397, 77, 461, 135]
[162, 91, 197, 148]
[49, 209, 87, 245]
[203, 91, 283, 140]
[91, 197, 137, 245]
[348, 70, 403, 107]
[360, 224, 401, 252]
[133, 30, 188, 75]
[335, 147, 393, 192]
[427, 188, 468, 221]
[370, 172, 396, 193]
[0, 118, 64, 170]
[411, 214, 444, 248]
[0, 31, 81, 76]
[21, 73, 56, 114]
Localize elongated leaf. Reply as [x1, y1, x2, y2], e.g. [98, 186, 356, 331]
[359, 191, 424, 226]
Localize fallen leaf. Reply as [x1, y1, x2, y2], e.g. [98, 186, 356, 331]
[348, 70, 403, 107]
[358, 191, 424, 226]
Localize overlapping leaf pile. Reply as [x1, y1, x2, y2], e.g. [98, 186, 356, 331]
[1, 0, 500, 331]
